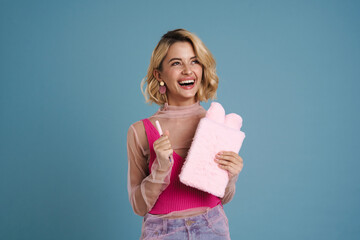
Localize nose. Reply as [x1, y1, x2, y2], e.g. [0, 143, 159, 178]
[182, 63, 192, 75]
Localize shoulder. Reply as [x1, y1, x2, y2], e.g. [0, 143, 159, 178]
[127, 120, 150, 153]
[127, 120, 145, 138]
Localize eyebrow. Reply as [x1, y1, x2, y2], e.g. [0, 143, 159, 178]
[168, 56, 197, 63]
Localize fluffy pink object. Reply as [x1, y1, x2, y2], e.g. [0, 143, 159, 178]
[179, 102, 246, 198]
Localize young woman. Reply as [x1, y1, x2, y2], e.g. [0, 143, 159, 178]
[127, 29, 244, 240]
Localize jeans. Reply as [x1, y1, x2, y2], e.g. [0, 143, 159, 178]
[140, 205, 231, 240]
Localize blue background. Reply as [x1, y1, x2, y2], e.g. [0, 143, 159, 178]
[1, 0, 359, 239]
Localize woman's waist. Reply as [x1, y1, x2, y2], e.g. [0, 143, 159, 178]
[146, 204, 222, 220]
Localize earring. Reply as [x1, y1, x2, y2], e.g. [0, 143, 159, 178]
[159, 81, 166, 94]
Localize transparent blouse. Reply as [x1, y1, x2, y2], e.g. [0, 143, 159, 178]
[126, 101, 238, 219]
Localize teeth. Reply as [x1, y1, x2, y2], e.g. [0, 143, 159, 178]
[179, 80, 195, 84]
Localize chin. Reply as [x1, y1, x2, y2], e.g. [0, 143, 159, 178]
[182, 90, 198, 98]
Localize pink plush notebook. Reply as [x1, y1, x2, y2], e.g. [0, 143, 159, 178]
[179, 102, 245, 197]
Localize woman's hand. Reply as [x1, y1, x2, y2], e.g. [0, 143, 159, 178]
[153, 130, 173, 171]
[215, 151, 244, 179]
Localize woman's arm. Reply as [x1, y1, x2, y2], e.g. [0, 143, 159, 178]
[215, 151, 244, 205]
[221, 174, 238, 204]
[127, 124, 172, 216]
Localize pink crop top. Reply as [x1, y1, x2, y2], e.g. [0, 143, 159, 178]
[141, 118, 221, 214]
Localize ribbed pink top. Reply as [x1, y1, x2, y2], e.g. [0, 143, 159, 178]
[141, 118, 221, 214]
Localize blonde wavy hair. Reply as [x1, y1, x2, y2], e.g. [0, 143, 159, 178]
[141, 29, 219, 105]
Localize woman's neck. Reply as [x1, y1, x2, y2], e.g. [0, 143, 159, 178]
[167, 97, 196, 106]
[155, 101, 205, 118]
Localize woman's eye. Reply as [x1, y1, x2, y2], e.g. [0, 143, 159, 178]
[192, 59, 200, 64]
[171, 61, 180, 66]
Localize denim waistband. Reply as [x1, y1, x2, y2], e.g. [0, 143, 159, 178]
[143, 204, 224, 226]
[141, 204, 230, 239]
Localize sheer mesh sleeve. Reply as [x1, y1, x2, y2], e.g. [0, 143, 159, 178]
[127, 123, 172, 216]
[221, 174, 239, 205]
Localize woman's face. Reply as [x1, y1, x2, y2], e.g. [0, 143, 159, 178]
[154, 41, 203, 106]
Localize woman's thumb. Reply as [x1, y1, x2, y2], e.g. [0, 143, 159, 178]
[164, 130, 170, 137]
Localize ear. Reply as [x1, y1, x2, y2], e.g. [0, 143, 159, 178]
[153, 69, 162, 82]
[206, 102, 225, 124]
[225, 113, 243, 130]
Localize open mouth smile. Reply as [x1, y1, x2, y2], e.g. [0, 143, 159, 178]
[178, 79, 195, 89]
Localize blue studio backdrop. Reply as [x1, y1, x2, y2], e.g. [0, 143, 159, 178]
[1, 0, 360, 239]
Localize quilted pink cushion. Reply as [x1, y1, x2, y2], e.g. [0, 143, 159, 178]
[179, 102, 245, 197]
